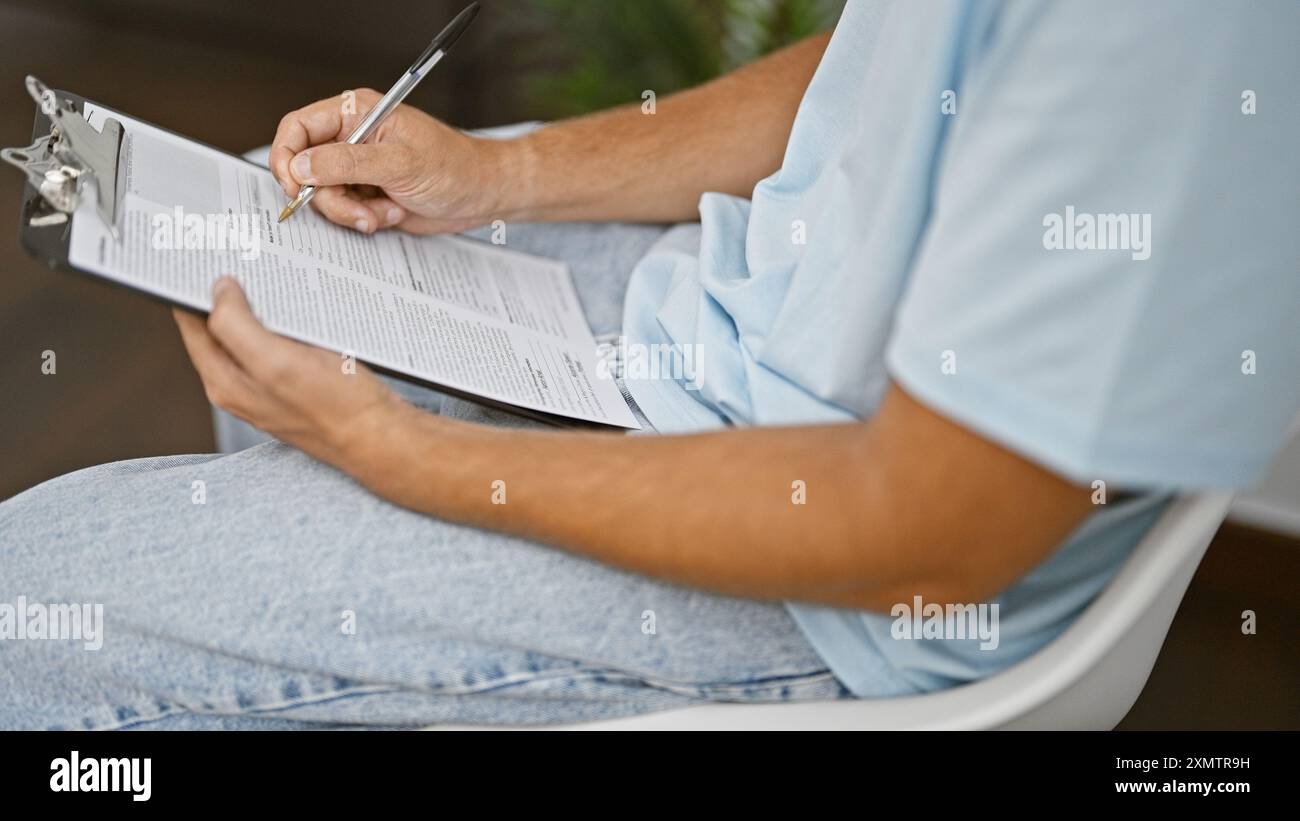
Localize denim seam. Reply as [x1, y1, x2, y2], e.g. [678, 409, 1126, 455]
[89, 665, 841, 730]
[548, 667, 842, 700]
[93, 684, 403, 731]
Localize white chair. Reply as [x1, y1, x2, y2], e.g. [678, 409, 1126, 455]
[541, 492, 1233, 730]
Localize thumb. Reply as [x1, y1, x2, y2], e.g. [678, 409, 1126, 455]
[290, 143, 407, 189]
[206, 276, 282, 373]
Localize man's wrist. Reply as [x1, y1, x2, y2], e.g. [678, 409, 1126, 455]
[332, 393, 421, 485]
[478, 133, 546, 223]
[337, 397, 480, 516]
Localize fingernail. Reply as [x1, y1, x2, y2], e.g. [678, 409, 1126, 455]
[387, 207, 402, 225]
[213, 277, 230, 299]
[356, 218, 370, 233]
[291, 152, 312, 182]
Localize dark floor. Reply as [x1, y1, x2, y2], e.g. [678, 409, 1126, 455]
[1118, 523, 1298, 729]
[0, 2, 1295, 730]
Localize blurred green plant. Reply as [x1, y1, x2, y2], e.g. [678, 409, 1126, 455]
[524, 0, 846, 118]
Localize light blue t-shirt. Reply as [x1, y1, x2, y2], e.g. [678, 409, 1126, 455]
[621, 0, 1299, 696]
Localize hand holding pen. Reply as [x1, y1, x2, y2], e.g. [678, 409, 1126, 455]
[274, 2, 481, 230]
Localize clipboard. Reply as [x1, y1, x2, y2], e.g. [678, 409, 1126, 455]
[2, 76, 615, 431]
[3, 77, 123, 268]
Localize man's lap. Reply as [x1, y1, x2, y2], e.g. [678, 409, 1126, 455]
[0, 222, 849, 729]
[0, 443, 844, 729]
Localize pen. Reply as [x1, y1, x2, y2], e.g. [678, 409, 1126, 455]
[278, 1, 481, 223]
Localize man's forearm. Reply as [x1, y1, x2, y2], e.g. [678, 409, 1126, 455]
[498, 32, 832, 224]
[359, 409, 880, 609]
[348, 386, 1092, 613]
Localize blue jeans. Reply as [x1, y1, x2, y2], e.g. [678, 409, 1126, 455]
[0, 222, 850, 730]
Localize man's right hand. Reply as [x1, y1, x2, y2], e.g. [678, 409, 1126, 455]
[270, 32, 829, 232]
[270, 88, 514, 235]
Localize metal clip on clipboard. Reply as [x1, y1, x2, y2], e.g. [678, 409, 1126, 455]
[1, 75, 125, 238]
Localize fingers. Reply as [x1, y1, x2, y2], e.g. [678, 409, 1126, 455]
[311, 187, 378, 233]
[311, 187, 407, 233]
[270, 89, 381, 197]
[271, 99, 346, 198]
[173, 307, 258, 413]
[288, 142, 409, 190]
[203, 277, 301, 382]
[363, 195, 407, 230]
[349, 184, 407, 229]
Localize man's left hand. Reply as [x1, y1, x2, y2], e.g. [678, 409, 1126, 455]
[173, 276, 404, 469]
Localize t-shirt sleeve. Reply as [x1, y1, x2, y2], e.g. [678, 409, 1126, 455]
[884, 0, 1300, 491]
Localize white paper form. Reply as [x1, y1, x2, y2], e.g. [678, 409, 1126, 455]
[66, 103, 638, 428]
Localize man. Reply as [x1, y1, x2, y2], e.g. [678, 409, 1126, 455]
[1, 0, 1295, 729]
